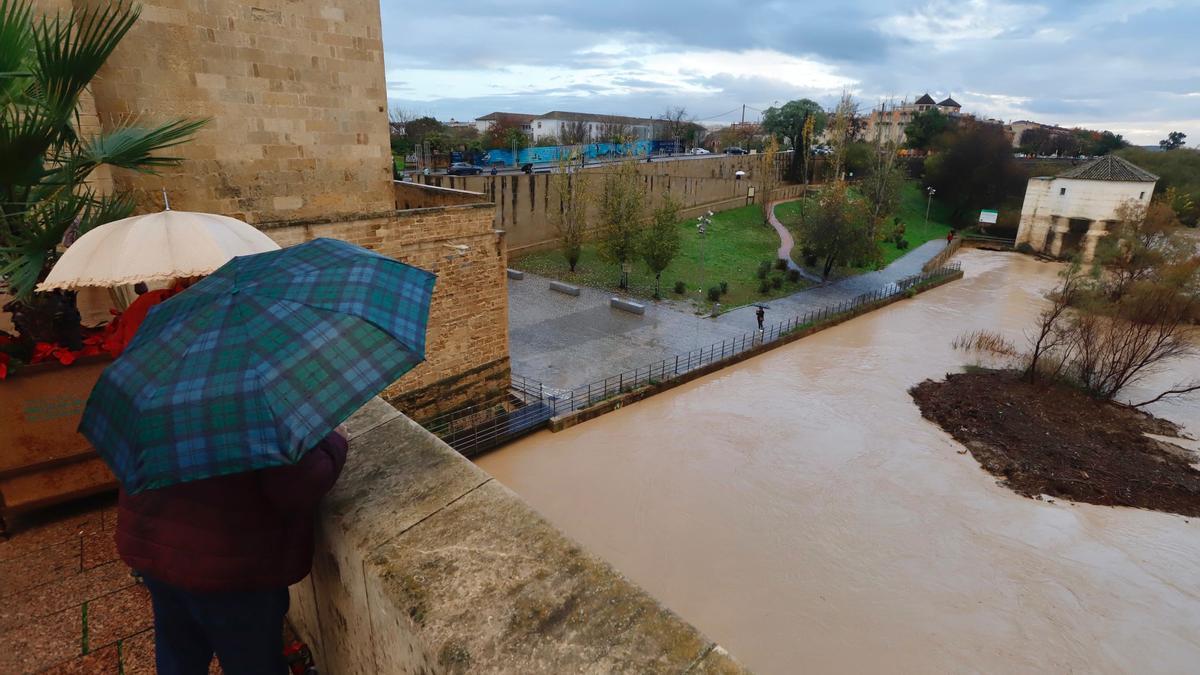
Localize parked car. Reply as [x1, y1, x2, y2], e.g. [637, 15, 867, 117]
[726, 147, 746, 155]
[447, 162, 483, 176]
[689, 147, 711, 155]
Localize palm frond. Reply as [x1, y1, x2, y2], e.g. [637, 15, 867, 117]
[31, 1, 138, 122]
[0, 0, 35, 108]
[76, 191, 134, 236]
[80, 117, 209, 172]
[0, 103, 57, 190]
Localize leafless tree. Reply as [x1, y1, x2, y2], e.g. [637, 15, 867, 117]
[600, 122, 638, 145]
[826, 92, 859, 181]
[558, 120, 589, 145]
[657, 106, 692, 147]
[1024, 263, 1085, 383]
[551, 156, 592, 272]
[861, 100, 904, 238]
[388, 106, 417, 137]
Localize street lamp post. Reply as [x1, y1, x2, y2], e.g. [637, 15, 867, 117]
[925, 186, 937, 226]
[697, 211, 714, 326]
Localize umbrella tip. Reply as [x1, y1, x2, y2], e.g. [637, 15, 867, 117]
[161, 187, 171, 211]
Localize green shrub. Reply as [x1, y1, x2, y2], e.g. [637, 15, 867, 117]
[801, 246, 818, 267]
[896, 238, 910, 250]
[774, 258, 788, 270]
[719, 280, 729, 295]
[757, 261, 771, 279]
[904, 288, 917, 298]
[673, 280, 686, 294]
[771, 276, 783, 289]
[1016, 242, 1034, 254]
[707, 285, 722, 302]
[787, 269, 800, 283]
[758, 278, 771, 294]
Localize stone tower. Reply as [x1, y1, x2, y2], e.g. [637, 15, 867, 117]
[71, 0, 394, 224]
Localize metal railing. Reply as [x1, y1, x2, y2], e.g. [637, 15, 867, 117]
[537, 263, 962, 416]
[426, 262, 962, 455]
[922, 237, 964, 273]
[421, 391, 553, 458]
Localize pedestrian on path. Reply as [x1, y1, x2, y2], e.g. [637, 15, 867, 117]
[947, 229, 955, 244]
[756, 305, 766, 331]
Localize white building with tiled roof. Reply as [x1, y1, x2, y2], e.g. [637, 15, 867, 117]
[1016, 155, 1159, 261]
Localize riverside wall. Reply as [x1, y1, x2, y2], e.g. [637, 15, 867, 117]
[290, 397, 749, 674]
[418, 155, 815, 255]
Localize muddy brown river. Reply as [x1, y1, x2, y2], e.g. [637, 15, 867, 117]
[478, 249, 1200, 674]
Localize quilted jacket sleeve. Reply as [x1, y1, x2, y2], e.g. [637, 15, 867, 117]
[260, 430, 349, 515]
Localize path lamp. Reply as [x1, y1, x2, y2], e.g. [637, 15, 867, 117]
[697, 210, 714, 321]
[925, 186, 937, 226]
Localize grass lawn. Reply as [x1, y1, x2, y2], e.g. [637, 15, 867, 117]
[512, 205, 808, 310]
[774, 181, 955, 268]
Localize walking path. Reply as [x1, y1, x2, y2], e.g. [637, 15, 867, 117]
[508, 229, 948, 392]
[766, 199, 822, 283]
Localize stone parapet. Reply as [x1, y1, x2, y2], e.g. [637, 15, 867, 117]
[290, 398, 750, 674]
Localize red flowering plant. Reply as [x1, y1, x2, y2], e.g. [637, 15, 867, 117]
[0, 320, 122, 380]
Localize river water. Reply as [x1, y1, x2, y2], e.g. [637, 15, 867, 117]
[478, 249, 1200, 674]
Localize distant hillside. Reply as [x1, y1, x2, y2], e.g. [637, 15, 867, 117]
[1117, 147, 1200, 226]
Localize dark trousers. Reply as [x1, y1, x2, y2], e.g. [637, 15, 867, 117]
[142, 575, 289, 675]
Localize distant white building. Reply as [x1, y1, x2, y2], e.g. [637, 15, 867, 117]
[474, 110, 658, 144]
[530, 111, 657, 143]
[473, 112, 537, 135]
[1015, 155, 1158, 261]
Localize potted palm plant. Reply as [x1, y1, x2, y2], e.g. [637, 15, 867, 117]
[0, 0, 204, 529]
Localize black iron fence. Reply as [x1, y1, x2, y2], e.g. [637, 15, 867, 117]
[426, 263, 961, 457]
[421, 392, 553, 458]
[536, 263, 962, 416]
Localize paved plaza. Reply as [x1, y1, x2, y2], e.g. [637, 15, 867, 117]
[508, 238, 948, 391]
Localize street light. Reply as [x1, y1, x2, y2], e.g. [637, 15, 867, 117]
[925, 186, 937, 226]
[697, 211, 714, 325]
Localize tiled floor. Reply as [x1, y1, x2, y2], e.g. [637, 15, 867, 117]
[0, 495, 222, 674]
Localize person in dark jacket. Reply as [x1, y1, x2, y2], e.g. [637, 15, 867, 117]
[117, 429, 349, 675]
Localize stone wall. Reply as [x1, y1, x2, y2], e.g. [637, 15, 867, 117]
[393, 181, 485, 210]
[418, 154, 802, 254]
[74, 0, 393, 224]
[290, 397, 749, 674]
[260, 203, 509, 422]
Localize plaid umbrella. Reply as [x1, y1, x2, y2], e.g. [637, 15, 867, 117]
[79, 238, 435, 494]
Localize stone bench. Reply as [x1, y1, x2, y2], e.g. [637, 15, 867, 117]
[506, 268, 524, 280]
[610, 297, 646, 315]
[549, 281, 581, 297]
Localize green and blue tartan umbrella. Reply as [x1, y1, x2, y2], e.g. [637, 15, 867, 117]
[79, 237, 435, 494]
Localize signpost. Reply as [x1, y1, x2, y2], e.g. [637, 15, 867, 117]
[979, 209, 998, 233]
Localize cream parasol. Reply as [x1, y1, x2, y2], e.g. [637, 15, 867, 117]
[38, 210, 280, 291]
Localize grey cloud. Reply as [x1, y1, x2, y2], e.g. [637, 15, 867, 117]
[382, 1, 1200, 143]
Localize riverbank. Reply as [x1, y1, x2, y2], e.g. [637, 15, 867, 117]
[481, 249, 1200, 674]
[911, 370, 1200, 517]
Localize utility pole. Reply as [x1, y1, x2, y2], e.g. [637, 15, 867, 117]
[741, 104, 746, 125]
[925, 186, 937, 226]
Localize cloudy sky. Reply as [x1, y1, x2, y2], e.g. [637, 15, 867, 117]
[380, 0, 1199, 145]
